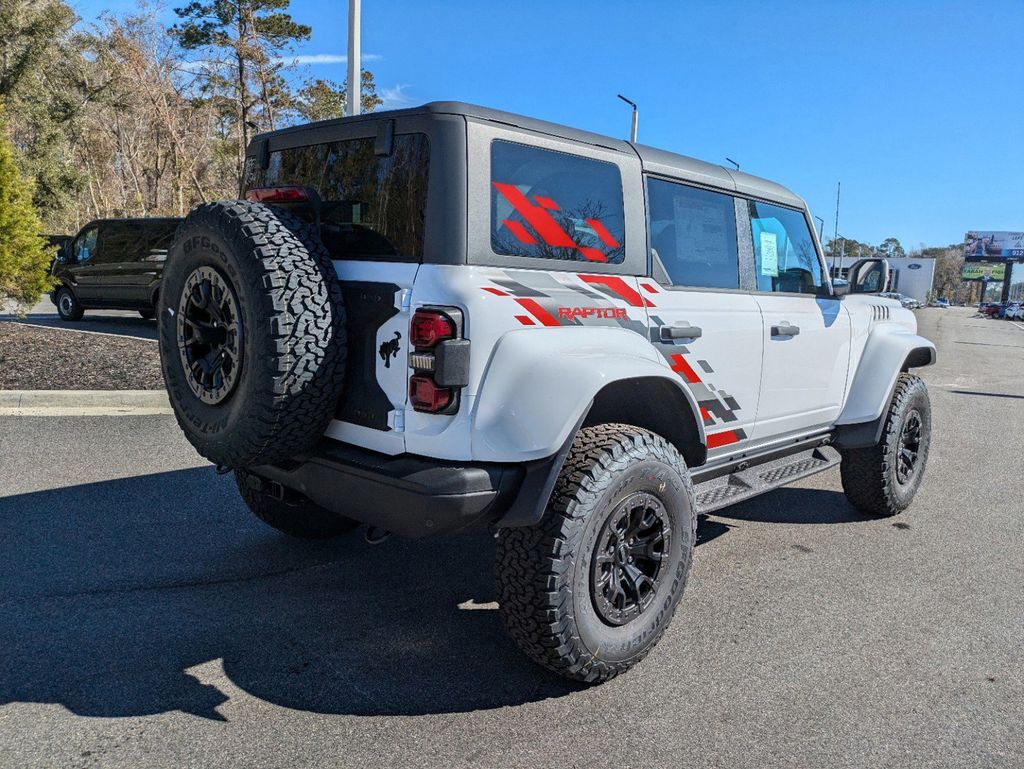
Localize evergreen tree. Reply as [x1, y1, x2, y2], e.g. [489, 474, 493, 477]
[172, 0, 312, 193]
[0, 0, 81, 225]
[296, 71, 383, 122]
[0, 106, 52, 308]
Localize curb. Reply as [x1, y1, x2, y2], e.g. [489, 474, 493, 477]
[0, 390, 171, 415]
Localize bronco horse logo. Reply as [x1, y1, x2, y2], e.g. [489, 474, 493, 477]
[379, 331, 401, 368]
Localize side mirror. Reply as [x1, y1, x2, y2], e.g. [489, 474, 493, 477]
[831, 278, 850, 297]
[847, 258, 890, 294]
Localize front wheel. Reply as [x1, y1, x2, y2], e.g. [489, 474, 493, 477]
[495, 424, 696, 683]
[840, 373, 931, 516]
[55, 287, 84, 321]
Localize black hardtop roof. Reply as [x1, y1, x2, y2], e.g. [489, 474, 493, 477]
[255, 101, 805, 208]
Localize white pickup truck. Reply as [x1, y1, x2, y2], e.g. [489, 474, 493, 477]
[157, 102, 935, 683]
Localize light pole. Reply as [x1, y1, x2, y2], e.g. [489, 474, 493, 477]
[831, 181, 841, 276]
[616, 94, 638, 143]
[347, 0, 361, 117]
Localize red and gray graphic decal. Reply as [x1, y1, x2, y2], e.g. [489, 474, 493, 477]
[493, 183, 619, 263]
[480, 271, 649, 336]
[657, 331, 746, 449]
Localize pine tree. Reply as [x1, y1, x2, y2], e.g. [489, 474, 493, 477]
[296, 71, 383, 122]
[0, 105, 52, 308]
[172, 0, 313, 194]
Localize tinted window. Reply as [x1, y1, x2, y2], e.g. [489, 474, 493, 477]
[256, 134, 430, 259]
[75, 227, 98, 263]
[98, 220, 179, 263]
[648, 179, 739, 289]
[490, 141, 625, 264]
[748, 201, 822, 293]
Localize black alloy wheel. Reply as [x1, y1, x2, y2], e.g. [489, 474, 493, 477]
[591, 491, 672, 626]
[176, 266, 243, 405]
[838, 373, 931, 517]
[496, 424, 696, 683]
[895, 410, 922, 485]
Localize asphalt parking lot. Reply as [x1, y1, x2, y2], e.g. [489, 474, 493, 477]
[1, 308, 1021, 769]
[2, 296, 157, 341]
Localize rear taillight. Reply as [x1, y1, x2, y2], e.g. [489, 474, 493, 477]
[245, 186, 310, 203]
[410, 310, 456, 348]
[408, 308, 469, 414]
[409, 375, 452, 412]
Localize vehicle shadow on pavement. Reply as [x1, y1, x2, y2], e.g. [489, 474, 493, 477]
[713, 486, 869, 525]
[0, 469, 860, 721]
[694, 487, 866, 547]
[0, 467, 581, 721]
[2, 313, 158, 341]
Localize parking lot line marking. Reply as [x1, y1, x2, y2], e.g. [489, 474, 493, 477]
[2, 319, 157, 342]
[1011, 321, 1024, 332]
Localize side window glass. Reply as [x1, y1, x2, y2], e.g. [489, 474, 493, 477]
[748, 201, 822, 294]
[75, 228, 99, 263]
[100, 224, 132, 263]
[490, 140, 625, 265]
[647, 178, 739, 289]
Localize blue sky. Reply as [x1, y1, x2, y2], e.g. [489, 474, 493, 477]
[71, 0, 1023, 249]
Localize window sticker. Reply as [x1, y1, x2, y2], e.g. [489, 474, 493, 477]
[673, 197, 728, 265]
[759, 231, 779, 277]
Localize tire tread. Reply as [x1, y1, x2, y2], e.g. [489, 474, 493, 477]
[495, 423, 696, 683]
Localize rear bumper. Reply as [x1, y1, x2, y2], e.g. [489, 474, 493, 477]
[249, 440, 550, 538]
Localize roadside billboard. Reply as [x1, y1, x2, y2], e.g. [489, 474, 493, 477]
[963, 231, 1024, 259]
[961, 262, 1007, 281]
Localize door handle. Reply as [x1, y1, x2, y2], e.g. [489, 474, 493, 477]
[660, 323, 703, 341]
[771, 323, 800, 337]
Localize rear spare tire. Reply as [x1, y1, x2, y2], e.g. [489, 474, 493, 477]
[158, 201, 346, 468]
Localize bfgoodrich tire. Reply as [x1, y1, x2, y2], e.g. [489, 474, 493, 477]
[495, 424, 697, 683]
[235, 469, 359, 539]
[158, 201, 346, 468]
[840, 373, 931, 516]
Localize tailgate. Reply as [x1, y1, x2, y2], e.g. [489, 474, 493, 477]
[324, 260, 418, 455]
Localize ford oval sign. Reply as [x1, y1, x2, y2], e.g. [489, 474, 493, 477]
[907, 263, 922, 270]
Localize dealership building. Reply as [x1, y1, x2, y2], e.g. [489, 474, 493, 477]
[829, 255, 936, 303]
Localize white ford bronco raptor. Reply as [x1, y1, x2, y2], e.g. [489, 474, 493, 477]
[158, 102, 935, 683]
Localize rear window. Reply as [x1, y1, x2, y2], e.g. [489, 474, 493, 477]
[254, 134, 429, 260]
[490, 140, 625, 265]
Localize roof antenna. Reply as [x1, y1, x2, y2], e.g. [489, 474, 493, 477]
[725, 157, 740, 171]
[617, 94, 638, 143]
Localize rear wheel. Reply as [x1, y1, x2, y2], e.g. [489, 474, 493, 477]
[235, 469, 359, 539]
[495, 424, 696, 683]
[55, 287, 84, 321]
[840, 373, 931, 516]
